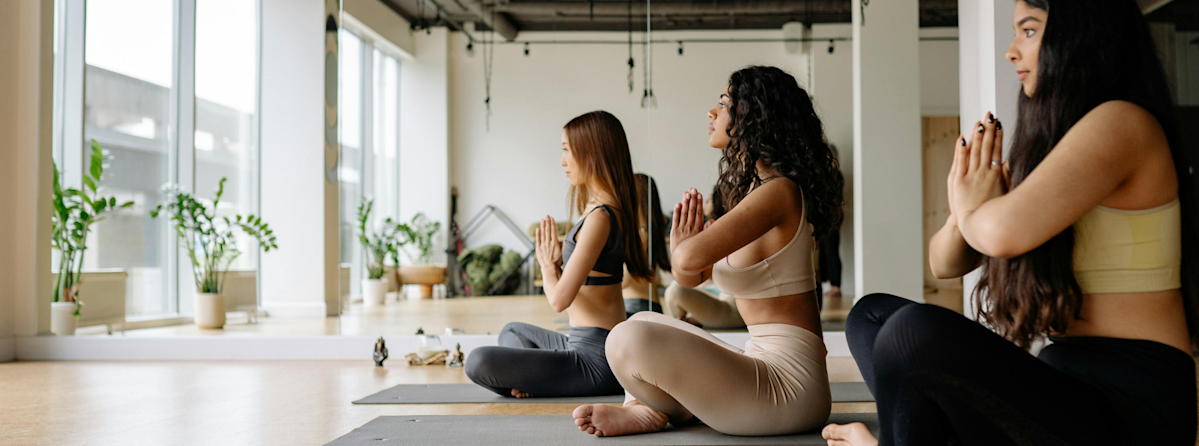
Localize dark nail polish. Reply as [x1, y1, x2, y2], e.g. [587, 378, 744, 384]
[960, 137, 967, 145]
[987, 113, 994, 124]
[978, 124, 985, 133]
[996, 121, 1002, 130]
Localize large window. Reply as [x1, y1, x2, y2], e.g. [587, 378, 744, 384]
[83, 0, 175, 317]
[54, 0, 262, 319]
[339, 25, 401, 304]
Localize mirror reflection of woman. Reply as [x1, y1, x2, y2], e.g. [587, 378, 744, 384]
[663, 185, 746, 329]
[464, 111, 653, 398]
[573, 66, 844, 437]
[621, 173, 671, 317]
[825, 1, 1197, 444]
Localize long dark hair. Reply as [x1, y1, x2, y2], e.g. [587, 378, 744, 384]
[977, 0, 1198, 350]
[564, 111, 653, 282]
[716, 66, 844, 241]
[635, 174, 671, 273]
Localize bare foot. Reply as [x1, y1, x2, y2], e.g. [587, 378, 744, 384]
[822, 422, 878, 446]
[573, 400, 668, 437]
[823, 286, 842, 299]
[510, 389, 532, 398]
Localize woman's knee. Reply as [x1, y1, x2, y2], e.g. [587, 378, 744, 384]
[605, 321, 661, 372]
[872, 304, 962, 375]
[464, 347, 497, 382]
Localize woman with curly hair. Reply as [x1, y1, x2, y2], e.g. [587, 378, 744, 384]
[824, 1, 1197, 444]
[572, 65, 844, 437]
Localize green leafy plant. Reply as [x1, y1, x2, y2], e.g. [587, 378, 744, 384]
[151, 178, 278, 294]
[51, 140, 136, 309]
[357, 199, 404, 280]
[398, 213, 441, 264]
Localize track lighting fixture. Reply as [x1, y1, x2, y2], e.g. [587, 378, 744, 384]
[678, 41, 684, 56]
[524, 42, 530, 56]
[828, 40, 834, 54]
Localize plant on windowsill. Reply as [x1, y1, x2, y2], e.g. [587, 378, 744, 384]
[50, 140, 135, 336]
[397, 213, 445, 299]
[357, 199, 404, 307]
[151, 178, 278, 329]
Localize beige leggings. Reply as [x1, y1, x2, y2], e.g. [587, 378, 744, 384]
[663, 283, 745, 329]
[606, 311, 831, 436]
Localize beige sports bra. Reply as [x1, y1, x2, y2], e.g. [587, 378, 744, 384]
[711, 205, 817, 300]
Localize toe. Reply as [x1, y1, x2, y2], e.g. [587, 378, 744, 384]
[572, 405, 594, 419]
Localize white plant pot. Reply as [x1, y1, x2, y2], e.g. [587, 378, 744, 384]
[362, 278, 390, 307]
[195, 293, 226, 329]
[51, 302, 79, 336]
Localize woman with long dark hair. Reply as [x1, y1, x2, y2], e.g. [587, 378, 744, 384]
[824, 1, 1197, 445]
[621, 173, 671, 316]
[465, 111, 653, 398]
[572, 66, 844, 437]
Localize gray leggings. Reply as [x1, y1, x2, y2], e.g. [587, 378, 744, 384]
[465, 322, 623, 397]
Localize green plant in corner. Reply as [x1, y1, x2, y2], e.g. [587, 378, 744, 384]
[51, 140, 136, 312]
[357, 199, 404, 280]
[398, 213, 441, 264]
[151, 178, 278, 294]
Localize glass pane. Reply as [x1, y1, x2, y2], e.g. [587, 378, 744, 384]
[339, 30, 364, 304]
[196, 0, 260, 276]
[83, 0, 174, 317]
[372, 49, 399, 225]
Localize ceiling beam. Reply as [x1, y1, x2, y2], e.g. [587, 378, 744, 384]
[495, 1, 848, 16]
[461, 0, 522, 40]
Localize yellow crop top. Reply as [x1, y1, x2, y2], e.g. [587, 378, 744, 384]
[1072, 199, 1182, 294]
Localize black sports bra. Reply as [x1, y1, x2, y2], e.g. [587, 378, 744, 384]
[561, 205, 624, 286]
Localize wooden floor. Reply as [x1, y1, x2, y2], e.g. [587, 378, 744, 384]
[0, 357, 869, 446]
[79, 289, 964, 337]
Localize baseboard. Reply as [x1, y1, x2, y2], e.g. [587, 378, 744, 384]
[11, 332, 852, 361]
[260, 301, 330, 318]
[0, 337, 14, 362]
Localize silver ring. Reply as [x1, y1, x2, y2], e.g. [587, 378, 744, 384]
[991, 160, 1003, 166]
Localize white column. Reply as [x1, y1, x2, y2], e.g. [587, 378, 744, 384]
[0, 0, 56, 349]
[259, 0, 341, 317]
[852, 0, 924, 302]
[958, 0, 1019, 317]
[399, 28, 450, 265]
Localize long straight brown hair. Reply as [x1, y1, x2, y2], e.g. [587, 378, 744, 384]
[564, 111, 653, 282]
[977, 0, 1198, 351]
[635, 173, 671, 273]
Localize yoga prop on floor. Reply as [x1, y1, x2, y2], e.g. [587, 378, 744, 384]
[352, 382, 874, 405]
[326, 413, 879, 446]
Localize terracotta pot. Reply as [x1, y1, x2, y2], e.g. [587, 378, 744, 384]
[51, 302, 79, 336]
[195, 293, 226, 329]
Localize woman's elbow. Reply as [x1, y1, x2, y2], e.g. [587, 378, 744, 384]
[970, 221, 1027, 260]
[671, 244, 707, 274]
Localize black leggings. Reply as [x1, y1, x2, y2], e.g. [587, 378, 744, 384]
[465, 322, 623, 397]
[848, 293, 1196, 446]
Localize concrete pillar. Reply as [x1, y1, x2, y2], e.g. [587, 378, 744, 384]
[852, 0, 924, 301]
[958, 0, 1019, 317]
[259, 0, 341, 317]
[0, 0, 56, 349]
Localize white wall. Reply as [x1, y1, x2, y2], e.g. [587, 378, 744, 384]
[449, 29, 813, 265]
[400, 28, 451, 264]
[260, 0, 336, 317]
[445, 27, 958, 297]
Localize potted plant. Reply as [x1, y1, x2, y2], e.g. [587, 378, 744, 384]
[397, 213, 445, 299]
[50, 140, 135, 335]
[357, 199, 402, 307]
[151, 178, 277, 328]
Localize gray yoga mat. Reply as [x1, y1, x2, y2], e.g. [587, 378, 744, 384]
[326, 413, 879, 446]
[352, 382, 873, 405]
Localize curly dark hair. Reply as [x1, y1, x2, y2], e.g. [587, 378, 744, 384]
[717, 66, 844, 241]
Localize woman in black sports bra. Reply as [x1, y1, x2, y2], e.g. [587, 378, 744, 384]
[465, 110, 653, 398]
